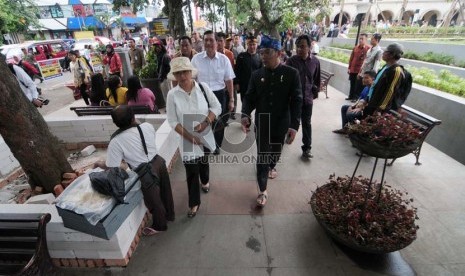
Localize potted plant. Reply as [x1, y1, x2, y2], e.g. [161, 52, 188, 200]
[347, 113, 423, 159]
[310, 174, 418, 253]
[311, 113, 421, 253]
[138, 48, 165, 109]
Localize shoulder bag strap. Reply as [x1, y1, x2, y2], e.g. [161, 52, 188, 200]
[136, 125, 150, 163]
[198, 82, 211, 108]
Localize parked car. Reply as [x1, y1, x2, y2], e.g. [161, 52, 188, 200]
[72, 36, 118, 55]
[1, 39, 68, 64]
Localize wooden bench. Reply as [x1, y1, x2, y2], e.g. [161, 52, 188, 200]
[0, 213, 53, 275]
[319, 69, 334, 99]
[389, 105, 442, 166]
[70, 105, 155, 116]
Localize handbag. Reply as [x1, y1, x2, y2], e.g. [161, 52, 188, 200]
[198, 83, 225, 133]
[133, 125, 160, 189]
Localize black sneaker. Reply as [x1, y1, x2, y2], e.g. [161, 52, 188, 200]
[213, 148, 220, 155]
[345, 97, 352, 100]
[302, 149, 313, 159]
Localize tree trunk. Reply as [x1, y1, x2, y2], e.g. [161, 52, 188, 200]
[0, 63, 73, 193]
[338, 0, 345, 28]
[164, 0, 186, 37]
[397, 0, 409, 23]
[363, 2, 373, 28]
[257, 0, 281, 38]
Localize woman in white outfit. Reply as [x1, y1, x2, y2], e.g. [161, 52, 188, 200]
[166, 57, 221, 218]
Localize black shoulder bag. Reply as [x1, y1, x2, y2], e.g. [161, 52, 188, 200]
[133, 125, 160, 189]
[198, 83, 225, 133]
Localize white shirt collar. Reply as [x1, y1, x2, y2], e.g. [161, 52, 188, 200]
[201, 51, 218, 60]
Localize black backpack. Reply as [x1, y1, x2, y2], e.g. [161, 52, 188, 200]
[392, 65, 413, 110]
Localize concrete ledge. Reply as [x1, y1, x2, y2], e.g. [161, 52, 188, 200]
[0, 114, 179, 178]
[0, 202, 148, 266]
[324, 46, 465, 78]
[319, 56, 465, 165]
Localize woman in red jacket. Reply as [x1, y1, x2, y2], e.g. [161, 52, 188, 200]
[102, 44, 123, 79]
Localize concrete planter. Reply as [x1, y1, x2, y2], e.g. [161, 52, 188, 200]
[327, 37, 465, 64]
[324, 46, 465, 78]
[319, 56, 465, 165]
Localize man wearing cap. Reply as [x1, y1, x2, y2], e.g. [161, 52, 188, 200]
[191, 30, 236, 154]
[286, 34, 321, 160]
[364, 43, 405, 116]
[241, 35, 302, 207]
[234, 35, 262, 103]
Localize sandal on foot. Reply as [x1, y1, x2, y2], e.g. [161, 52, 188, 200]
[256, 193, 268, 207]
[201, 183, 210, 193]
[268, 168, 278, 179]
[142, 227, 160, 236]
[188, 205, 200, 218]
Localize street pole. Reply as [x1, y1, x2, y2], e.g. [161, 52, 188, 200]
[355, 16, 362, 46]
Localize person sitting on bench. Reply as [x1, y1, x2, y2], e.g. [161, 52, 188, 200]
[94, 105, 175, 236]
[333, 70, 376, 134]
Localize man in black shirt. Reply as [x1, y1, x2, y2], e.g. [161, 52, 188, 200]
[234, 35, 263, 104]
[241, 35, 302, 207]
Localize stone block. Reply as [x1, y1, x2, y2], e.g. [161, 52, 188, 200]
[77, 259, 86, 267]
[80, 145, 96, 157]
[54, 184, 64, 196]
[104, 256, 129, 267]
[94, 259, 105, 267]
[25, 193, 55, 204]
[86, 259, 96, 268]
[0, 191, 16, 203]
[61, 179, 74, 189]
[62, 172, 77, 180]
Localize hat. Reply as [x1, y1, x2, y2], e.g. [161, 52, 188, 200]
[167, 57, 198, 80]
[385, 43, 404, 57]
[260, 35, 281, 51]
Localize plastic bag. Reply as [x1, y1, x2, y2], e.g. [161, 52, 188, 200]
[55, 168, 140, 225]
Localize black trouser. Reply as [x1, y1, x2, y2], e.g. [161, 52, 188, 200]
[79, 83, 90, 105]
[348, 73, 358, 99]
[140, 155, 175, 231]
[301, 103, 313, 152]
[256, 133, 285, 192]
[183, 153, 209, 208]
[354, 76, 364, 99]
[213, 88, 227, 148]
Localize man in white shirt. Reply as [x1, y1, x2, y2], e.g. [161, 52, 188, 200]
[232, 34, 245, 59]
[191, 30, 236, 154]
[95, 105, 175, 235]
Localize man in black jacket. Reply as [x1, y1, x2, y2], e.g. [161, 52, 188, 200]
[234, 35, 263, 104]
[286, 35, 321, 160]
[241, 35, 302, 207]
[364, 43, 405, 116]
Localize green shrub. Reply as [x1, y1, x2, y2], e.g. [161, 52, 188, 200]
[331, 43, 354, 50]
[319, 49, 465, 97]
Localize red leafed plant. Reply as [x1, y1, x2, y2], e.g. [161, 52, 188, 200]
[311, 174, 419, 253]
[348, 113, 422, 147]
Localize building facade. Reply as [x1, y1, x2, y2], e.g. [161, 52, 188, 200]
[324, 0, 464, 27]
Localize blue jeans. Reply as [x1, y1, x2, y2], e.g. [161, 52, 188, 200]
[341, 105, 362, 128]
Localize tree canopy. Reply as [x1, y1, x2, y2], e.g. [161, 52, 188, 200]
[0, 0, 39, 33]
[194, 0, 330, 37]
